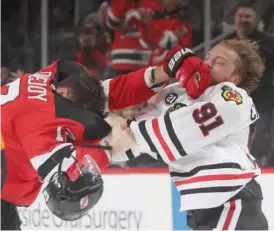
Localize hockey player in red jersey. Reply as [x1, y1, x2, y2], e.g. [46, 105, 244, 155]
[1, 50, 208, 229]
[98, 0, 192, 77]
[109, 40, 269, 230]
[0, 59, 168, 229]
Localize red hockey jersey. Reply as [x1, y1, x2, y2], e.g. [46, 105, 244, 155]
[146, 19, 192, 66]
[104, 0, 192, 71]
[1, 61, 159, 206]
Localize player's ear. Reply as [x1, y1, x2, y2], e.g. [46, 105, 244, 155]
[56, 87, 70, 98]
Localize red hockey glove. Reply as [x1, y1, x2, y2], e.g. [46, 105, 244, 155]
[163, 45, 211, 99]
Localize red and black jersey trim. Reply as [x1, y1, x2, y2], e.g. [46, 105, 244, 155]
[138, 120, 162, 160]
[164, 113, 187, 156]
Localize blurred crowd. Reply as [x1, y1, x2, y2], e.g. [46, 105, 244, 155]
[1, 0, 274, 167]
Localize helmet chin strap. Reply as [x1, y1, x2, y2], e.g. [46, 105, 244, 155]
[81, 143, 112, 150]
[56, 143, 112, 180]
[45, 141, 112, 185]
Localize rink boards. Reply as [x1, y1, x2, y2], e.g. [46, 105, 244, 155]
[18, 168, 274, 230]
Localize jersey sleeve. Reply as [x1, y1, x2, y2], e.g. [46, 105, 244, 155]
[139, 23, 178, 50]
[103, 0, 126, 30]
[102, 67, 167, 111]
[16, 117, 111, 182]
[139, 20, 192, 50]
[158, 22, 192, 49]
[128, 83, 259, 163]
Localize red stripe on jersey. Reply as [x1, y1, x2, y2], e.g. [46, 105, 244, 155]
[152, 118, 176, 161]
[223, 200, 236, 230]
[175, 172, 255, 186]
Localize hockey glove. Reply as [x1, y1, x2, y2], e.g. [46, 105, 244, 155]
[163, 45, 211, 99]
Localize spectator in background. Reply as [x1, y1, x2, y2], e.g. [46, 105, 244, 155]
[98, 0, 192, 79]
[228, 5, 274, 166]
[52, 12, 110, 80]
[222, 0, 266, 32]
[75, 13, 111, 78]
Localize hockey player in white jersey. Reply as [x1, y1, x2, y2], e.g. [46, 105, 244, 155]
[106, 39, 268, 230]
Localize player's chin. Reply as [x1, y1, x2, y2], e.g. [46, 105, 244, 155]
[209, 74, 219, 86]
[209, 78, 216, 86]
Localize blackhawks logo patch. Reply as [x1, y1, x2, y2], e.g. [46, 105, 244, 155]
[221, 85, 243, 105]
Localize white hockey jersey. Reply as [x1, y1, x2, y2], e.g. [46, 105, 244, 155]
[113, 81, 261, 211]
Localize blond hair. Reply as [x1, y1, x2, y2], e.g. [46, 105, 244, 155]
[220, 39, 265, 95]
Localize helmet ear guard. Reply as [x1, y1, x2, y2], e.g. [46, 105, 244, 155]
[43, 154, 104, 221]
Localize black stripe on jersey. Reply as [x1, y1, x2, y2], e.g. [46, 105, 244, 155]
[180, 185, 243, 195]
[112, 53, 146, 61]
[164, 113, 187, 156]
[248, 123, 256, 151]
[37, 145, 73, 179]
[125, 149, 135, 160]
[150, 82, 166, 90]
[139, 121, 160, 155]
[170, 162, 242, 178]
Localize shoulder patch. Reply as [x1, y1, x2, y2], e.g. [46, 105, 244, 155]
[221, 85, 243, 105]
[164, 92, 179, 105]
[167, 103, 187, 113]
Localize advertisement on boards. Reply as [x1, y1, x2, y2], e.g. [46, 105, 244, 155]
[17, 170, 274, 230]
[260, 173, 274, 229]
[18, 173, 173, 230]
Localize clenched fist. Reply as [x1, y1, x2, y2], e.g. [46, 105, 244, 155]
[104, 113, 136, 156]
[163, 45, 211, 99]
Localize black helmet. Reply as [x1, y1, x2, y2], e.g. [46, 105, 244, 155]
[43, 154, 104, 221]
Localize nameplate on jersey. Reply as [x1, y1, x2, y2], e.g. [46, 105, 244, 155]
[164, 92, 179, 105]
[221, 85, 243, 105]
